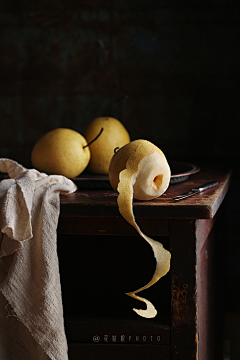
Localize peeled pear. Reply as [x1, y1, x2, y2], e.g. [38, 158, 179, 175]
[31, 128, 90, 178]
[84, 117, 130, 174]
[109, 139, 171, 318]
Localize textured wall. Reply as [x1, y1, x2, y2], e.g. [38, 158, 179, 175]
[0, 0, 239, 167]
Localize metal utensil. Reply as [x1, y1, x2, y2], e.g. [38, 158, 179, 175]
[172, 181, 218, 201]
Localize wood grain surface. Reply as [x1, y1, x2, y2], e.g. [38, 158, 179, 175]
[59, 166, 231, 220]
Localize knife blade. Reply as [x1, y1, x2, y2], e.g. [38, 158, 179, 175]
[172, 181, 218, 201]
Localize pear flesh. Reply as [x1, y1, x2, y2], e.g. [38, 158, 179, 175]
[132, 152, 170, 200]
[109, 139, 171, 318]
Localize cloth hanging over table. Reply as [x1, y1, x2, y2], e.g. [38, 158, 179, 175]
[0, 159, 77, 360]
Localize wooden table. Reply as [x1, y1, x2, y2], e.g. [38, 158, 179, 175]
[57, 165, 231, 360]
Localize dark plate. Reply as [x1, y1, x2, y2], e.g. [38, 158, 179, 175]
[169, 161, 200, 184]
[71, 161, 200, 189]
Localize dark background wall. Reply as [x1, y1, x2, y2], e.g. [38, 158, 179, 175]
[0, 0, 239, 166]
[0, 0, 239, 356]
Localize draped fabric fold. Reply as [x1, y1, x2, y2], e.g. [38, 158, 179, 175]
[0, 159, 77, 360]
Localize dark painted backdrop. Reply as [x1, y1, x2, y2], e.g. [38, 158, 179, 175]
[0, 0, 239, 353]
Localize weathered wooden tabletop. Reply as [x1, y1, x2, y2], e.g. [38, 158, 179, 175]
[60, 165, 231, 220]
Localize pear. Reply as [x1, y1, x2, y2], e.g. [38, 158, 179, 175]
[84, 117, 130, 174]
[109, 139, 171, 200]
[31, 128, 90, 178]
[109, 139, 171, 318]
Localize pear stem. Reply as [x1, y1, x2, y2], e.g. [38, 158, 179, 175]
[83, 127, 104, 148]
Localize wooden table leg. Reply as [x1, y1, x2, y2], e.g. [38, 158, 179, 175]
[169, 219, 198, 360]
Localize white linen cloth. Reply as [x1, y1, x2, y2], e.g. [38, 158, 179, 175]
[0, 158, 77, 359]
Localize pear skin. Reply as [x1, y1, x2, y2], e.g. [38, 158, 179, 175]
[109, 139, 171, 318]
[31, 128, 90, 178]
[84, 117, 130, 174]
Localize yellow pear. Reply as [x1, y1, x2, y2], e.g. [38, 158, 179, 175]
[31, 128, 90, 178]
[83, 117, 130, 174]
[108, 139, 171, 318]
[109, 139, 171, 200]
